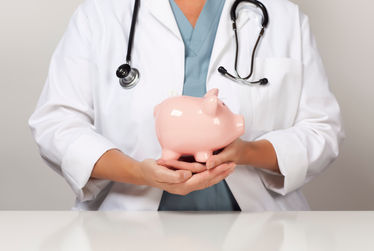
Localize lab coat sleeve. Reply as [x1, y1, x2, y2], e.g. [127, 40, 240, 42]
[28, 1, 119, 202]
[256, 12, 345, 196]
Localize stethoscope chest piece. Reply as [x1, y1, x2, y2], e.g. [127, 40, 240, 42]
[117, 63, 140, 89]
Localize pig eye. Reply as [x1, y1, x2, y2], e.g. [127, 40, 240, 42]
[222, 102, 226, 106]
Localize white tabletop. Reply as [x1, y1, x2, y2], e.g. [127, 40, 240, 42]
[0, 211, 373, 251]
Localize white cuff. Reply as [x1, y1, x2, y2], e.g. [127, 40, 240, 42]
[256, 129, 308, 196]
[61, 133, 119, 201]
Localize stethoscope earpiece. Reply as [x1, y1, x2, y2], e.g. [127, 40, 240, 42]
[218, 66, 228, 75]
[259, 78, 268, 85]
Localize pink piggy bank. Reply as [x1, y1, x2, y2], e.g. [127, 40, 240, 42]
[153, 88, 245, 162]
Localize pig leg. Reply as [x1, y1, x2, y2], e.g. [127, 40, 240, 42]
[161, 149, 181, 161]
[194, 151, 212, 163]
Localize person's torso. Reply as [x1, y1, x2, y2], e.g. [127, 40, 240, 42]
[73, 0, 308, 211]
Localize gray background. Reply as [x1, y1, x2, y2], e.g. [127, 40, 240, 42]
[0, 0, 373, 210]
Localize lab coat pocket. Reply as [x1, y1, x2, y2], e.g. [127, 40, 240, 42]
[236, 57, 302, 139]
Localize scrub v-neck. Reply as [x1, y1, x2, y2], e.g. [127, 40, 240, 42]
[169, 0, 226, 97]
[171, 0, 218, 56]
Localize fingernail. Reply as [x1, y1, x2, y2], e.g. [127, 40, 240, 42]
[184, 172, 191, 179]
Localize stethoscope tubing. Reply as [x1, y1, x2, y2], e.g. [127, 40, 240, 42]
[117, 0, 269, 88]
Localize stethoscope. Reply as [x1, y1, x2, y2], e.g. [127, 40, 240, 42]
[116, 0, 269, 89]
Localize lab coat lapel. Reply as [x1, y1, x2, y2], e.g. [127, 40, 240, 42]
[143, 0, 182, 41]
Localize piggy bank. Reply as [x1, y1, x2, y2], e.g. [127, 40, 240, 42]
[153, 88, 245, 162]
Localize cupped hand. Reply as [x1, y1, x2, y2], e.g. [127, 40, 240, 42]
[160, 161, 236, 195]
[139, 158, 235, 195]
[154, 154, 237, 195]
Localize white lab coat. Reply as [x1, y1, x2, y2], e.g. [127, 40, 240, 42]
[28, 0, 344, 211]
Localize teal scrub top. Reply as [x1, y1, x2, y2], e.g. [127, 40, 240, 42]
[158, 0, 241, 211]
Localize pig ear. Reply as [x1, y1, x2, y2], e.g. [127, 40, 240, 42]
[202, 95, 218, 116]
[204, 88, 219, 97]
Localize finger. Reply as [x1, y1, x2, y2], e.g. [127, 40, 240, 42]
[154, 165, 192, 184]
[185, 162, 235, 189]
[157, 159, 207, 173]
[206, 149, 233, 169]
[213, 161, 236, 173]
[162, 163, 235, 195]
